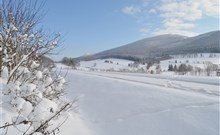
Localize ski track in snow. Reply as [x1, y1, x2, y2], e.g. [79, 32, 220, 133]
[76, 71, 220, 97]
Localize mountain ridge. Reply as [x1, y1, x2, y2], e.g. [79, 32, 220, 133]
[75, 30, 220, 61]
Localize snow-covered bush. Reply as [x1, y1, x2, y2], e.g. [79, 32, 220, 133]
[0, 0, 72, 134]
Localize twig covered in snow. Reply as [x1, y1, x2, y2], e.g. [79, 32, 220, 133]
[0, 0, 73, 135]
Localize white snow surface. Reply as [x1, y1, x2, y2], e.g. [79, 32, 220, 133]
[63, 69, 219, 135]
[1, 65, 220, 135]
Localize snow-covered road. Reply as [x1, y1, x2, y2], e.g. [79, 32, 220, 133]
[64, 70, 219, 135]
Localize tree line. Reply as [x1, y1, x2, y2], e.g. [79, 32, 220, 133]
[167, 62, 218, 76]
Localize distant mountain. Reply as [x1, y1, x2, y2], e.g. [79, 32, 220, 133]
[75, 30, 220, 61]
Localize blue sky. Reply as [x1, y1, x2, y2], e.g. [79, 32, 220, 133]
[39, 0, 219, 60]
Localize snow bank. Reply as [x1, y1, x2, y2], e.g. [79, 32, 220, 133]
[0, 76, 92, 135]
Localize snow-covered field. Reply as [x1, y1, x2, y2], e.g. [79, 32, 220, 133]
[1, 65, 219, 135]
[78, 58, 146, 72]
[76, 53, 220, 74]
[63, 67, 219, 135]
[160, 53, 220, 71]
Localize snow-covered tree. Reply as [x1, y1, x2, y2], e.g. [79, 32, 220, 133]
[0, 0, 72, 134]
[204, 61, 217, 76]
[155, 64, 161, 74]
